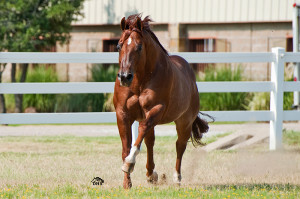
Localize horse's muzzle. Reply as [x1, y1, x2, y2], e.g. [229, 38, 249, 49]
[118, 72, 133, 87]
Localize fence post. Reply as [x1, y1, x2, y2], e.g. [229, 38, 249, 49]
[131, 121, 139, 147]
[270, 47, 285, 150]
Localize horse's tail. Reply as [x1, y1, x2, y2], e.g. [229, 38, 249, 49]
[191, 112, 215, 147]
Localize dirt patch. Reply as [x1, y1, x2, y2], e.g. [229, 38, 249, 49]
[182, 143, 300, 186]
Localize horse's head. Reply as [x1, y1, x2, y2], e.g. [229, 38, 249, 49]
[117, 15, 148, 87]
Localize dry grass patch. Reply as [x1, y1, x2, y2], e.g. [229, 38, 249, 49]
[0, 131, 299, 198]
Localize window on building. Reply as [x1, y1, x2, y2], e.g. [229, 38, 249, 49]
[189, 38, 215, 72]
[189, 38, 230, 72]
[189, 38, 215, 53]
[103, 39, 119, 52]
[102, 39, 119, 69]
[286, 37, 293, 52]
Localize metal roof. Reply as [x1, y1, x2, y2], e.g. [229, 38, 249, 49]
[73, 0, 294, 25]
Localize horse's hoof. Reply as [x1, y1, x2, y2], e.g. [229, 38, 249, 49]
[122, 162, 135, 173]
[173, 172, 182, 185]
[147, 171, 158, 184]
[123, 180, 132, 189]
[123, 175, 132, 189]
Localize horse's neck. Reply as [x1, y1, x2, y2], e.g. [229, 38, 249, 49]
[133, 35, 169, 93]
[143, 45, 167, 74]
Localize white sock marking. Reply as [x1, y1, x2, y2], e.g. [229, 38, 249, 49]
[173, 171, 182, 183]
[125, 145, 140, 163]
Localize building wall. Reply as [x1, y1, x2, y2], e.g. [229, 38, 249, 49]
[61, 21, 292, 82]
[187, 23, 292, 52]
[1, 0, 295, 82]
[185, 22, 292, 80]
[66, 25, 120, 81]
[3, 0, 294, 82]
[63, 0, 296, 81]
[63, 22, 292, 82]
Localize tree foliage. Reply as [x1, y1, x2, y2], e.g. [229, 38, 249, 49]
[0, 0, 84, 113]
[0, 0, 84, 52]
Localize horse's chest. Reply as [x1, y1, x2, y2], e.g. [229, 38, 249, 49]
[126, 95, 140, 109]
[126, 95, 144, 120]
[126, 93, 156, 121]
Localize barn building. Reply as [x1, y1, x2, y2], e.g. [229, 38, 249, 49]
[56, 0, 295, 81]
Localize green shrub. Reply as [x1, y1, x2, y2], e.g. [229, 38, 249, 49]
[91, 64, 118, 82]
[247, 92, 294, 110]
[247, 74, 294, 110]
[55, 93, 105, 112]
[56, 64, 118, 112]
[4, 94, 15, 113]
[23, 66, 58, 112]
[247, 92, 269, 110]
[198, 66, 250, 111]
[7, 64, 119, 113]
[90, 64, 118, 112]
[283, 92, 294, 110]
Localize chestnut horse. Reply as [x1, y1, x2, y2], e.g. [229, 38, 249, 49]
[113, 14, 210, 189]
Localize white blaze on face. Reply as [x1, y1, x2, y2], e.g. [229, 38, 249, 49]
[127, 37, 132, 45]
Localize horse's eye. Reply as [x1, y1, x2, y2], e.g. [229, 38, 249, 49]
[117, 44, 122, 51]
[137, 44, 142, 51]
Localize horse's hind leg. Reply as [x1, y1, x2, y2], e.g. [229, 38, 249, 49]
[174, 120, 192, 184]
[144, 128, 158, 183]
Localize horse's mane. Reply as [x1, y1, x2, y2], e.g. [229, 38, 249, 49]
[125, 14, 169, 56]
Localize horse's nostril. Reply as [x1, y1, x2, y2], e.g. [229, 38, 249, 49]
[127, 74, 133, 80]
[118, 73, 123, 79]
[120, 75, 126, 81]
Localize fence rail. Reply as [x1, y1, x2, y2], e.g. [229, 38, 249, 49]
[0, 52, 275, 63]
[0, 47, 300, 150]
[1, 81, 300, 94]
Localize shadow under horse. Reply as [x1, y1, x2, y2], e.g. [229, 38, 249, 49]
[113, 14, 211, 189]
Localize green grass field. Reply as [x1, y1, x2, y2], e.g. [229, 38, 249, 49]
[1, 184, 299, 198]
[0, 131, 300, 198]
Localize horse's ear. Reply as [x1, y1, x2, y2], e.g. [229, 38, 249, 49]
[136, 17, 143, 31]
[120, 17, 126, 31]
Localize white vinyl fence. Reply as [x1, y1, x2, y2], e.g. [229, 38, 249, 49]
[0, 47, 300, 150]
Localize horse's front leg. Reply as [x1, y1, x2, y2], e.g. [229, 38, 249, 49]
[116, 110, 133, 189]
[144, 128, 158, 183]
[122, 104, 165, 177]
